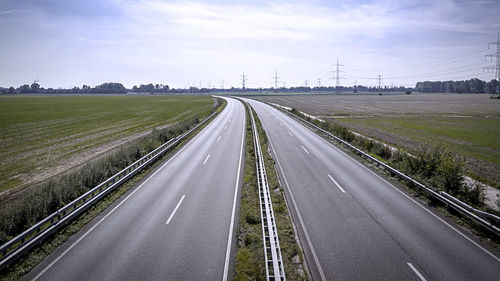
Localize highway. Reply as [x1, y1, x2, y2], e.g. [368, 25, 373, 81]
[22, 97, 246, 281]
[244, 98, 500, 281]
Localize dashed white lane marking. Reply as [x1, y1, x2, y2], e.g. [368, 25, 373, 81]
[165, 195, 186, 224]
[407, 262, 427, 281]
[288, 130, 293, 136]
[328, 174, 346, 193]
[203, 154, 211, 165]
[217, 136, 221, 142]
[301, 145, 309, 154]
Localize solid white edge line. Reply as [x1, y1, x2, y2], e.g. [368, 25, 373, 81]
[255, 105, 327, 281]
[278, 102, 500, 264]
[407, 262, 427, 281]
[222, 99, 245, 281]
[301, 145, 309, 154]
[203, 153, 211, 165]
[165, 195, 186, 225]
[31, 102, 228, 281]
[328, 174, 346, 193]
[217, 135, 222, 142]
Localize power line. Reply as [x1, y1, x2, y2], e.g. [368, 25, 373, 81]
[346, 49, 487, 73]
[484, 32, 500, 80]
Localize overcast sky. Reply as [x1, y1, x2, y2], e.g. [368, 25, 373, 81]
[0, 0, 499, 89]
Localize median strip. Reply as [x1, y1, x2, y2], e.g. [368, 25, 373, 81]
[233, 98, 310, 281]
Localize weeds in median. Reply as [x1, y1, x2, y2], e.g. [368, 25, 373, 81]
[234, 104, 308, 281]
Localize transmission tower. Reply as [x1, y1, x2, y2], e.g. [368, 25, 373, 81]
[241, 73, 247, 91]
[331, 58, 346, 93]
[304, 79, 308, 87]
[272, 70, 281, 92]
[317, 78, 322, 87]
[377, 74, 383, 92]
[484, 32, 500, 80]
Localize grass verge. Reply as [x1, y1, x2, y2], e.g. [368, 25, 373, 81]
[0, 98, 226, 281]
[234, 102, 308, 281]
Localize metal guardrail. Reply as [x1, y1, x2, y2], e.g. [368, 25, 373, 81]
[0, 111, 217, 270]
[276, 106, 500, 237]
[247, 103, 286, 281]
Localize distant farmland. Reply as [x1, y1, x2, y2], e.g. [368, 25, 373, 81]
[254, 93, 500, 185]
[0, 95, 213, 194]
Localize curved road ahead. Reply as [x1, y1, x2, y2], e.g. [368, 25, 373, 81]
[23, 97, 246, 281]
[245, 98, 500, 281]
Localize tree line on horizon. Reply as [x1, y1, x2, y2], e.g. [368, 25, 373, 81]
[1, 78, 499, 94]
[415, 78, 500, 94]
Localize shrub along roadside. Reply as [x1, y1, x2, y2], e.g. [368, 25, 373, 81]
[288, 108, 485, 209]
[234, 103, 308, 281]
[0, 98, 226, 280]
[0, 98, 225, 246]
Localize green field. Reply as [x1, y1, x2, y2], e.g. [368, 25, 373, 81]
[0, 95, 213, 192]
[334, 117, 500, 181]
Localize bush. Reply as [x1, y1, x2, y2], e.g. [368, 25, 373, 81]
[245, 212, 260, 225]
[244, 232, 260, 246]
[461, 182, 485, 206]
[434, 155, 463, 194]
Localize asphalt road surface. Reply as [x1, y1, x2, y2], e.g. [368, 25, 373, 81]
[22, 97, 246, 281]
[244, 98, 500, 281]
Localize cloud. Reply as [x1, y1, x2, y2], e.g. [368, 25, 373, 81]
[120, 1, 399, 41]
[0, 9, 18, 15]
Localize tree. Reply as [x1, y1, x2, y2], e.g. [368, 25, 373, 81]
[30, 82, 40, 93]
[19, 84, 30, 93]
